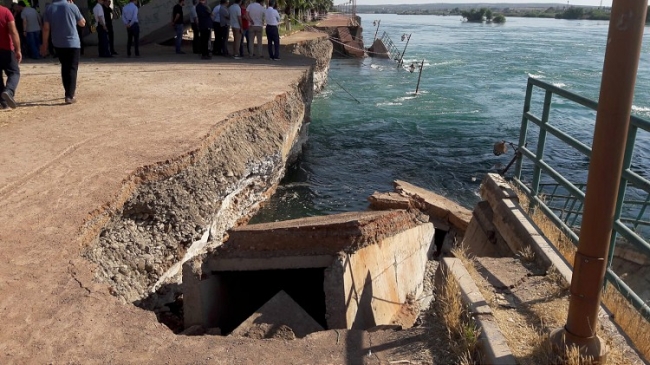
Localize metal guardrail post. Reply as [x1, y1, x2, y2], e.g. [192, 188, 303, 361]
[514, 81, 534, 179]
[529, 90, 553, 212]
[607, 125, 638, 268]
[549, 0, 648, 361]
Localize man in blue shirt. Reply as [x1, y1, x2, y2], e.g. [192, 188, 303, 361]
[40, 0, 86, 104]
[121, 0, 139, 57]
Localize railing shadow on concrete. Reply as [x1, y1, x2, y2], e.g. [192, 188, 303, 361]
[511, 76, 650, 319]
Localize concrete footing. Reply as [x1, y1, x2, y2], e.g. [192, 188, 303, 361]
[183, 209, 434, 335]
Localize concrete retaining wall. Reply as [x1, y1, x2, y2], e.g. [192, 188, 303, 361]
[331, 223, 434, 329]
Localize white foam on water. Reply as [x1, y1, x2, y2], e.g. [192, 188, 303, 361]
[632, 105, 650, 112]
[552, 82, 566, 88]
[528, 73, 545, 79]
[376, 102, 403, 106]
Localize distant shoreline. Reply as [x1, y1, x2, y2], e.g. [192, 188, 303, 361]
[352, 3, 613, 21]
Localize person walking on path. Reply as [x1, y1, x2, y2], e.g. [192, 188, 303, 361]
[0, 4, 21, 109]
[41, 0, 86, 104]
[171, 0, 185, 54]
[246, 0, 263, 58]
[265, 0, 280, 60]
[18, 1, 41, 59]
[209, 1, 220, 55]
[217, 0, 229, 56]
[228, 0, 241, 59]
[93, 0, 110, 57]
[195, 0, 211, 59]
[190, 0, 199, 54]
[103, 0, 117, 55]
[121, 0, 139, 57]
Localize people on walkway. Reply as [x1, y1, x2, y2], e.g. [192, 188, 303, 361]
[18, 1, 41, 59]
[0, 3, 21, 109]
[121, 0, 139, 57]
[239, 0, 250, 57]
[93, 0, 111, 57]
[171, 0, 185, 54]
[228, 0, 242, 59]
[102, 0, 117, 55]
[195, 0, 211, 59]
[190, 0, 199, 54]
[210, 1, 220, 55]
[217, 0, 229, 56]
[246, 0, 263, 58]
[265, 0, 280, 60]
[41, 0, 86, 104]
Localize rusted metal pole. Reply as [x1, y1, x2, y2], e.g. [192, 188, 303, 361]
[373, 19, 381, 41]
[398, 34, 411, 69]
[415, 59, 425, 94]
[550, 0, 647, 361]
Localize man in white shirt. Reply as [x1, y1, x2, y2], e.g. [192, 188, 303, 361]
[17, 1, 41, 59]
[245, 0, 263, 58]
[121, 0, 139, 57]
[93, 0, 111, 57]
[264, 0, 280, 60]
[228, 0, 242, 59]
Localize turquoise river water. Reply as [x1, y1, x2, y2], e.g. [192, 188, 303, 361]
[253, 14, 650, 222]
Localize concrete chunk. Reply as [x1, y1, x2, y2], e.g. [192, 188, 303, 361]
[230, 290, 324, 338]
[367, 191, 412, 210]
[480, 173, 520, 212]
[222, 210, 424, 257]
[394, 180, 472, 234]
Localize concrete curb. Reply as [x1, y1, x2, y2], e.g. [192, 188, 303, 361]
[436, 257, 518, 365]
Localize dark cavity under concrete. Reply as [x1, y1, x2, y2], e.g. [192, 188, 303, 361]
[183, 209, 434, 336]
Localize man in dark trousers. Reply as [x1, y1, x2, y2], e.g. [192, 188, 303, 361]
[171, 0, 185, 54]
[0, 3, 21, 109]
[41, 0, 86, 104]
[93, 0, 110, 57]
[195, 0, 211, 59]
[102, 0, 117, 55]
[121, 0, 139, 57]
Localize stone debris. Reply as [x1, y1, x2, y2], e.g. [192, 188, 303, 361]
[230, 290, 324, 339]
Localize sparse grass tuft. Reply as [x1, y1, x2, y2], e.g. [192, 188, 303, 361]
[437, 253, 481, 364]
[518, 245, 536, 262]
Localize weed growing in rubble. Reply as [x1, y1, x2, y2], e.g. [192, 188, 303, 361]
[437, 247, 481, 364]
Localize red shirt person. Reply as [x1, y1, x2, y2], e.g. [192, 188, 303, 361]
[0, 4, 21, 109]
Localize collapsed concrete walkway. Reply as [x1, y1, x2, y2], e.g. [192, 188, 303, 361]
[0, 33, 397, 364]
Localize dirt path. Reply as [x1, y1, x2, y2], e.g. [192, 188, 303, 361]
[0, 35, 443, 364]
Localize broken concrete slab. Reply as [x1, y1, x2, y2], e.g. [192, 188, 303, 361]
[474, 257, 533, 290]
[480, 173, 520, 211]
[394, 180, 472, 234]
[220, 210, 425, 258]
[230, 290, 324, 339]
[367, 191, 412, 210]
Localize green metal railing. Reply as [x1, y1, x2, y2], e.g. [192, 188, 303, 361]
[512, 77, 650, 319]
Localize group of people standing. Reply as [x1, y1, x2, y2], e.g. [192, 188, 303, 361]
[1, 0, 86, 108]
[187, 0, 282, 61]
[93, 0, 140, 58]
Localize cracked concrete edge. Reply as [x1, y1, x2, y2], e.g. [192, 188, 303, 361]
[437, 257, 518, 365]
[480, 173, 573, 283]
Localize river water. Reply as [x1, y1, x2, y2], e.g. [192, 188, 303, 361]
[253, 14, 650, 223]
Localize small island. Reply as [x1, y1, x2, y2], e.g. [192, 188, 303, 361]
[461, 8, 506, 23]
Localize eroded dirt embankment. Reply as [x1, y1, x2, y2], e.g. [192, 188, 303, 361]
[84, 36, 332, 309]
